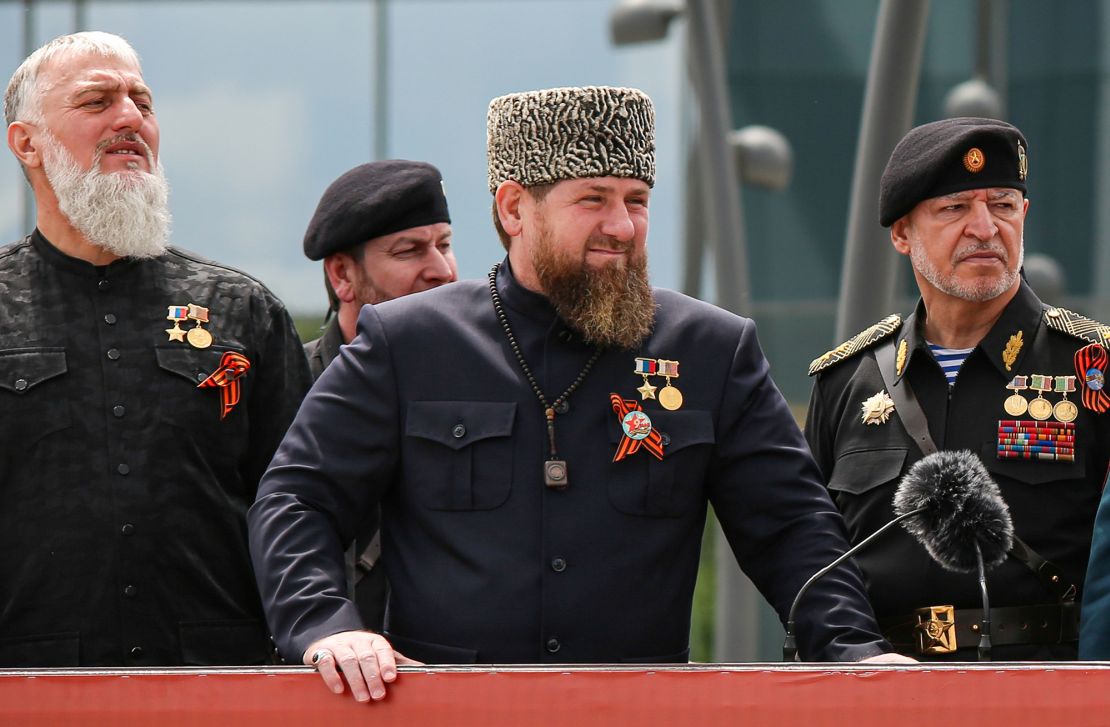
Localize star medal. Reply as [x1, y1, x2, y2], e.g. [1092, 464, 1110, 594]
[634, 357, 658, 400]
[1074, 343, 1110, 413]
[197, 351, 250, 419]
[860, 390, 895, 426]
[186, 303, 213, 349]
[1027, 374, 1054, 421]
[165, 304, 188, 342]
[1003, 375, 1029, 417]
[610, 394, 665, 462]
[1053, 375, 1078, 423]
[656, 359, 683, 411]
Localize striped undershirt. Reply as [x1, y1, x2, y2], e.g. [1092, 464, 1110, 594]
[927, 342, 974, 386]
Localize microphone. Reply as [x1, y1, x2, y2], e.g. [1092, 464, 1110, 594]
[782, 450, 1012, 661]
[894, 450, 1013, 660]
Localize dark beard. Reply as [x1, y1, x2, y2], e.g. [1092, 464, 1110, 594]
[532, 233, 656, 350]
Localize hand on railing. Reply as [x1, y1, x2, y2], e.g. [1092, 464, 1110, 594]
[303, 630, 423, 702]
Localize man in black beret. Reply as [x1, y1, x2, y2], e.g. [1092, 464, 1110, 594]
[806, 117, 1110, 660]
[302, 159, 456, 632]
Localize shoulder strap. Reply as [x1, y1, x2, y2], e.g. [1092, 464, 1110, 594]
[874, 337, 937, 456]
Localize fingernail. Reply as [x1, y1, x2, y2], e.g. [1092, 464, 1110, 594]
[383, 668, 396, 680]
[332, 685, 343, 694]
[372, 689, 385, 700]
[357, 693, 370, 703]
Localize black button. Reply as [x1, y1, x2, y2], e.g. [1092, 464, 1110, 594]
[452, 424, 466, 438]
[112, 405, 126, 418]
[661, 433, 671, 446]
[107, 348, 120, 360]
[551, 557, 567, 573]
[121, 523, 135, 536]
[98, 279, 111, 291]
[117, 463, 130, 475]
[13, 378, 28, 392]
[104, 313, 117, 325]
[123, 585, 137, 598]
[545, 638, 561, 654]
[553, 401, 569, 415]
[130, 646, 143, 657]
[557, 329, 574, 343]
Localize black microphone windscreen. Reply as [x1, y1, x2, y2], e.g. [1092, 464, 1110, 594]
[893, 450, 1013, 573]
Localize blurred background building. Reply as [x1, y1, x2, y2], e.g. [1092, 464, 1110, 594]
[3, 0, 1108, 661]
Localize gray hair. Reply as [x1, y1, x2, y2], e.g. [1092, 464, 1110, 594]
[5, 31, 141, 126]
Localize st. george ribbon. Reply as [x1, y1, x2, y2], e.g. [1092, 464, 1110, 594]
[782, 450, 1013, 661]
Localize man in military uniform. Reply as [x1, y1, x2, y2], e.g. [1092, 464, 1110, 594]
[1, 32, 311, 666]
[302, 160, 456, 631]
[806, 117, 1110, 660]
[250, 85, 898, 703]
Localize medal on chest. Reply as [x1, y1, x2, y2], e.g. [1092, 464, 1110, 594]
[164, 301, 214, 349]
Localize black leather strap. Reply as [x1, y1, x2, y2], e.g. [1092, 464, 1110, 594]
[874, 338, 937, 456]
[881, 602, 1080, 651]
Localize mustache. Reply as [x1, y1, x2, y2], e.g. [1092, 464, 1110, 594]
[93, 133, 155, 169]
[953, 241, 1007, 264]
[585, 235, 634, 254]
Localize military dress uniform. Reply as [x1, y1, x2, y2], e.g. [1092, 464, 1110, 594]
[0, 231, 312, 667]
[806, 281, 1110, 660]
[249, 260, 888, 664]
[304, 315, 389, 632]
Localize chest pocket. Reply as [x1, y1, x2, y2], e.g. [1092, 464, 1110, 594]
[607, 408, 715, 518]
[827, 447, 908, 497]
[404, 401, 517, 511]
[981, 441, 1087, 486]
[0, 348, 72, 449]
[155, 345, 250, 457]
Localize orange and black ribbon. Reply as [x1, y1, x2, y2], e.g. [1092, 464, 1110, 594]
[198, 351, 251, 419]
[610, 393, 665, 462]
[1074, 343, 1109, 414]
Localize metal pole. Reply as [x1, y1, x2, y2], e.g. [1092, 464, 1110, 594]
[685, 0, 750, 316]
[20, 0, 35, 235]
[835, 0, 930, 342]
[74, 0, 86, 31]
[373, 0, 388, 160]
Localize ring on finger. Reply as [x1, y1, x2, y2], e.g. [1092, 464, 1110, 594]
[311, 649, 334, 665]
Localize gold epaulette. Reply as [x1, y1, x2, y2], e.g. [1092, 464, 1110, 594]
[1043, 307, 1110, 348]
[808, 314, 903, 376]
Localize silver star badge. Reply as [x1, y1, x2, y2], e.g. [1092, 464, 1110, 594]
[860, 390, 895, 426]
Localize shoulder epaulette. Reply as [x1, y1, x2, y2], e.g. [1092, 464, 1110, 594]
[1043, 307, 1110, 348]
[808, 314, 903, 376]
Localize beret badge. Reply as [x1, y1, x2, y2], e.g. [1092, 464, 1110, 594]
[1018, 142, 1028, 181]
[963, 147, 985, 173]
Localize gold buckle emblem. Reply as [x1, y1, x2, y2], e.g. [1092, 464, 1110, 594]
[914, 605, 957, 654]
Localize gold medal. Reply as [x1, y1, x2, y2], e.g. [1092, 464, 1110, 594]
[1028, 374, 1053, 421]
[187, 326, 213, 349]
[633, 357, 658, 400]
[1054, 399, 1078, 423]
[656, 359, 683, 411]
[165, 304, 188, 342]
[1003, 394, 1028, 417]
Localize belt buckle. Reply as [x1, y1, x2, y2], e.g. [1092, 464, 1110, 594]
[913, 605, 957, 654]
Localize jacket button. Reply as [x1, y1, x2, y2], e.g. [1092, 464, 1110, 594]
[130, 646, 143, 657]
[121, 523, 135, 536]
[554, 401, 569, 415]
[113, 405, 126, 418]
[98, 279, 111, 291]
[117, 463, 130, 475]
[106, 348, 121, 361]
[546, 638, 561, 654]
[13, 378, 28, 392]
[452, 424, 466, 438]
[104, 313, 117, 325]
[551, 557, 567, 573]
[123, 585, 137, 598]
[661, 433, 671, 446]
[196, 372, 207, 382]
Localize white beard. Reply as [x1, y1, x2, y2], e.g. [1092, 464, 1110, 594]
[40, 131, 172, 259]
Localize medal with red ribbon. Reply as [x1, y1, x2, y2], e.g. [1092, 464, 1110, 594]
[1074, 343, 1109, 414]
[197, 351, 251, 419]
[610, 393, 665, 462]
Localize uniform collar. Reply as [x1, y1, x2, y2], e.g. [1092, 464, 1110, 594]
[316, 315, 345, 368]
[494, 256, 560, 324]
[894, 281, 1042, 383]
[31, 228, 140, 278]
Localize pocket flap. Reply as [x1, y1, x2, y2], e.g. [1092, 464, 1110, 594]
[156, 345, 240, 385]
[406, 401, 517, 450]
[607, 408, 715, 452]
[0, 348, 67, 394]
[982, 441, 1087, 485]
[828, 447, 908, 495]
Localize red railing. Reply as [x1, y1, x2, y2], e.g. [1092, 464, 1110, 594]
[2, 663, 1108, 726]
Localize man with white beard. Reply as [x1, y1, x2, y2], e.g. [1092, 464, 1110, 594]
[1, 31, 312, 666]
[806, 118, 1110, 660]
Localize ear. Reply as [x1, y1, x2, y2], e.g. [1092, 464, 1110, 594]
[323, 253, 359, 304]
[7, 121, 42, 170]
[889, 217, 912, 256]
[494, 180, 525, 239]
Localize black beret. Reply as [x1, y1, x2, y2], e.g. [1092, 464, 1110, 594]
[303, 160, 450, 260]
[879, 117, 1028, 227]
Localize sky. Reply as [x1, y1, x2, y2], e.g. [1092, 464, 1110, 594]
[0, 0, 685, 316]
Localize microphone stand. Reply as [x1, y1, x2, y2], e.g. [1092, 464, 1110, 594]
[974, 541, 992, 661]
[783, 506, 926, 661]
